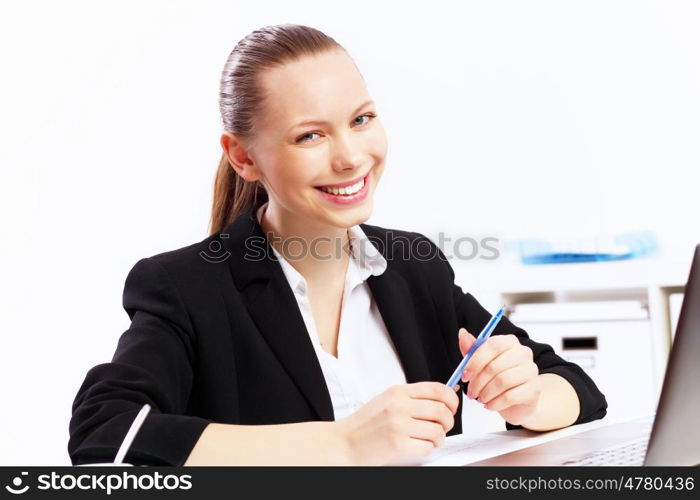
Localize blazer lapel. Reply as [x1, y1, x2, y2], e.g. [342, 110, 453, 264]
[219, 207, 334, 421]
[363, 228, 433, 384]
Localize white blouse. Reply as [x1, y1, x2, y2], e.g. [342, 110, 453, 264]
[256, 203, 408, 420]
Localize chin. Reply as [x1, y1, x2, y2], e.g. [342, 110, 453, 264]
[335, 203, 373, 228]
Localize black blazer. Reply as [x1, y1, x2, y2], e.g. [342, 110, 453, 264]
[68, 207, 608, 466]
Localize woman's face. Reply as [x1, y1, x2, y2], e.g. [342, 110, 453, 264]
[241, 49, 388, 230]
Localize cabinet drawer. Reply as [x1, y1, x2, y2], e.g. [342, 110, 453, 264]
[512, 319, 656, 420]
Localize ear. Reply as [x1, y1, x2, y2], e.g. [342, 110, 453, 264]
[220, 132, 262, 182]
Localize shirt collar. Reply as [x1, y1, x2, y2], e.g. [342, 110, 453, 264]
[255, 202, 387, 294]
[347, 224, 387, 279]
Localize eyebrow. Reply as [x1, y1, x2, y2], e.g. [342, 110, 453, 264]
[288, 100, 375, 132]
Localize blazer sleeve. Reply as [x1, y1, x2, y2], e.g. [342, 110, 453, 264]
[68, 257, 213, 466]
[423, 236, 608, 431]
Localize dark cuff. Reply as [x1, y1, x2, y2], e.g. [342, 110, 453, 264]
[69, 411, 213, 466]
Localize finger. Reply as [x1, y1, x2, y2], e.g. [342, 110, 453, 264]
[407, 398, 456, 433]
[406, 418, 447, 449]
[483, 380, 539, 412]
[466, 347, 526, 400]
[407, 382, 460, 415]
[403, 437, 437, 459]
[478, 363, 539, 404]
[463, 334, 519, 382]
[458, 328, 476, 357]
[458, 329, 477, 382]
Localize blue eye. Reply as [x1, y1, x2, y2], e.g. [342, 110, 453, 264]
[297, 132, 320, 143]
[354, 113, 375, 126]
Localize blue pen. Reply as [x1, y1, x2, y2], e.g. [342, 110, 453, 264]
[446, 304, 507, 389]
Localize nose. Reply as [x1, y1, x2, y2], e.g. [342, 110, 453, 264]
[330, 130, 364, 174]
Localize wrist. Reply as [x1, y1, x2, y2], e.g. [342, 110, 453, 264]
[519, 373, 578, 431]
[323, 420, 356, 466]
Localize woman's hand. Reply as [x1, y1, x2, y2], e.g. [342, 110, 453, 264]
[458, 328, 542, 427]
[334, 382, 460, 465]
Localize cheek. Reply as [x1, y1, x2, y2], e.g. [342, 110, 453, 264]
[367, 126, 388, 160]
[269, 150, 319, 185]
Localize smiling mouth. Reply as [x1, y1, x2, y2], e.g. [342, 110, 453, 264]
[315, 175, 368, 196]
[314, 171, 370, 196]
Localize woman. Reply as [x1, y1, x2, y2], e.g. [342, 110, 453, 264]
[68, 24, 607, 466]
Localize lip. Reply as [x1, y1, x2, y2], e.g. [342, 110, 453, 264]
[314, 171, 371, 206]
[315, 172, 368, 189]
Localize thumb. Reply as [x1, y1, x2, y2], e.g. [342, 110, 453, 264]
[458, 327, 476, 356]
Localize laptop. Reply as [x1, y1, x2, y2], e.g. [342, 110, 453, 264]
[468, 244, 700, 466]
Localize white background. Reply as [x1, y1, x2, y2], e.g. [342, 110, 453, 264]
[1, 0, 699, 465]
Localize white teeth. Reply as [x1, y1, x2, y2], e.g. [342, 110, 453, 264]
[320, 178, 364, 196]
